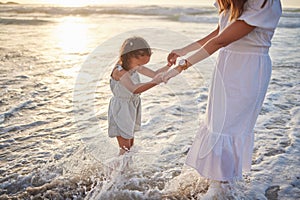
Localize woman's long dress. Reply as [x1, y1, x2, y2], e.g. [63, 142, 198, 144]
[185, 0, 282, 181]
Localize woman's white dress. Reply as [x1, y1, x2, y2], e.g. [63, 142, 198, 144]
[185, 0, 282, 181]
[108, 67, 141, 139]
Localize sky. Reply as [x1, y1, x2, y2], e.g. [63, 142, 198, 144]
[2, 0, 300, 8]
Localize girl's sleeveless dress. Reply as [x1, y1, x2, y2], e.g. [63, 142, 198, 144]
[108, 68, 141, 139]
[185, 0, 282, 181]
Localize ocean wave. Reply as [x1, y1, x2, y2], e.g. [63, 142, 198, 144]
[282, 11, 300, 18]
[0, 5, 219, 25]
[0, 5, 299, 28]
[178, 15, 218, 24]
[0, 17, 51, 25]
[0, 5, 216, 16]
[273, 64, 300, 69]
[278, 18, 300, 28]
[0, 100, 33, 124]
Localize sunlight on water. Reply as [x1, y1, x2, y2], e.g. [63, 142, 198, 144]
[53, 17, 89, 54]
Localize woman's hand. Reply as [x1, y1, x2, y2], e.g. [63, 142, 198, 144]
[167, 48, 186, 66]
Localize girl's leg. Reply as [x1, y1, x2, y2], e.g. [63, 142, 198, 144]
[117, 136, 133, 155]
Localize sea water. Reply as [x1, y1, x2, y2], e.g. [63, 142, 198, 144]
[0, 2, 299, 199]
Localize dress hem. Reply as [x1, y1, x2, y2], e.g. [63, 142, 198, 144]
[184, 162, 248, 182]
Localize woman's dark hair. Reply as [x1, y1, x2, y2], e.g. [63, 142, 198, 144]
[118, 36, 151, 71]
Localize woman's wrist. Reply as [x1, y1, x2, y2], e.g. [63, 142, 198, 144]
[178, 59, 191, 70]
[179, 47, 188, 57]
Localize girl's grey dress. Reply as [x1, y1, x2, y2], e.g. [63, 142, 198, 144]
[108, 66, 141, 139]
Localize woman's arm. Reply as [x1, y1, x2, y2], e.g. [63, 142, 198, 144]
[120, 72, 162, 94]
[163, 20, 256, 82]
[137, 65, 170, 78]
[186, 20, 255, 67]
[167, 26, 219, 65]
[183, 26, 220, 53]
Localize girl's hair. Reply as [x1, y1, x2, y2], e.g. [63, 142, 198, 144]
[217, 0, 269, 21]
[118, 36, 151, 71]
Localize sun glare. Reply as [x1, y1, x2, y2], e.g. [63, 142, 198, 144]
[53, 17, 89, 54]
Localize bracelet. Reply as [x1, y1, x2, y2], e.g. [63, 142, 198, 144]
[178, 59, 189, 70]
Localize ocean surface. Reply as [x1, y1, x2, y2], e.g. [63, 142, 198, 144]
[0, 2, 300, 200]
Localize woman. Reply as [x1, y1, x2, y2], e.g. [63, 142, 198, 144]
[165, 0, 282, 197]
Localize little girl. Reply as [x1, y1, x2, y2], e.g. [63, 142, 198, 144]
[108, 36, 168, 155]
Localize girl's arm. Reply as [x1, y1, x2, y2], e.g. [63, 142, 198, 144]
[119, 72, 162, 94]
[136, 65, 170, 78]
[167, 26, 220, 66]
